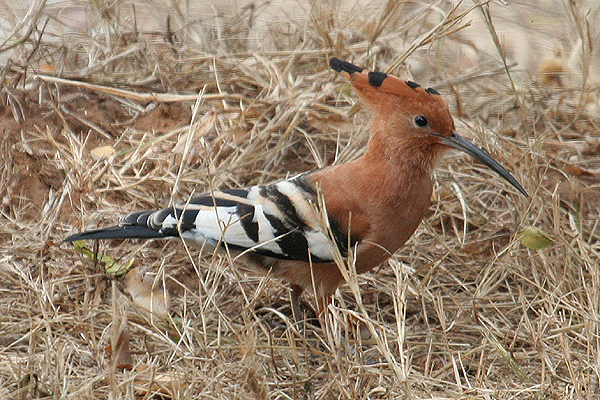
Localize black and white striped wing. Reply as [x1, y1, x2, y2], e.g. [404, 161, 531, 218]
[140, 176, 337, 262]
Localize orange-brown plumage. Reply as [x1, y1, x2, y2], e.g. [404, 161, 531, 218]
[66, 58, 527, 315]
[270, 58, 526, 308]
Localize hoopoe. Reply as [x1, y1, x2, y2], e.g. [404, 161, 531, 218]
[65, 58, 527, 315]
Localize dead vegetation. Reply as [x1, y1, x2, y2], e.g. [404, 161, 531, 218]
[1, 0, 599, 398]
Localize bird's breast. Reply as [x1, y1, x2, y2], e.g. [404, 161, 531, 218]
[311, 159, 434, 273]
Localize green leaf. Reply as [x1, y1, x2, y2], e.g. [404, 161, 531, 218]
[517, 227, 553, 250]
[72, 240, 135, 276]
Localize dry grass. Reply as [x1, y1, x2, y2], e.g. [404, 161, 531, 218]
[1, 0, 599, 398]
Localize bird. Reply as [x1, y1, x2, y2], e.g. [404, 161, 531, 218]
[65, 58, 528, 316]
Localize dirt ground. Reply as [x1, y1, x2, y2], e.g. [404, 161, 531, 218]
[1, 1, 600, 399]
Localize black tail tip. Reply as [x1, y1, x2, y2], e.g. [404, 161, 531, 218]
[63, 234, 81, 243]
[329, 58, 363, 74]
[63, 225, 168, 242]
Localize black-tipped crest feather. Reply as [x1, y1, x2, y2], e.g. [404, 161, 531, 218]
[329, 58, 363, 74]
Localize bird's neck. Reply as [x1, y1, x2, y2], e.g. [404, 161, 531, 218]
[362, 130, 436, 181]
[310, 124, 437, 211]
[352, 150, 432, 201]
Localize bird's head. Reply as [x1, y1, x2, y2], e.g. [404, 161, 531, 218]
[329, 58, 528, 197]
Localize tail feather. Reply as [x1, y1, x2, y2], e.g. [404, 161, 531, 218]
[64, 224, 168, 242]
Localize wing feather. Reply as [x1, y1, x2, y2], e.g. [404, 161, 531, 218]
[65, 173, 352, 263]
[161, 174, 338, 262]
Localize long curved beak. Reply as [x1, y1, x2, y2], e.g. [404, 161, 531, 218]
[441, 131, 528, 197]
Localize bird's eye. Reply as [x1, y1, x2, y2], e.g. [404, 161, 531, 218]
[414, 115, 428, 127]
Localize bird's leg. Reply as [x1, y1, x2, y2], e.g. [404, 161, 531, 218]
[290, 284, 304, 321]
